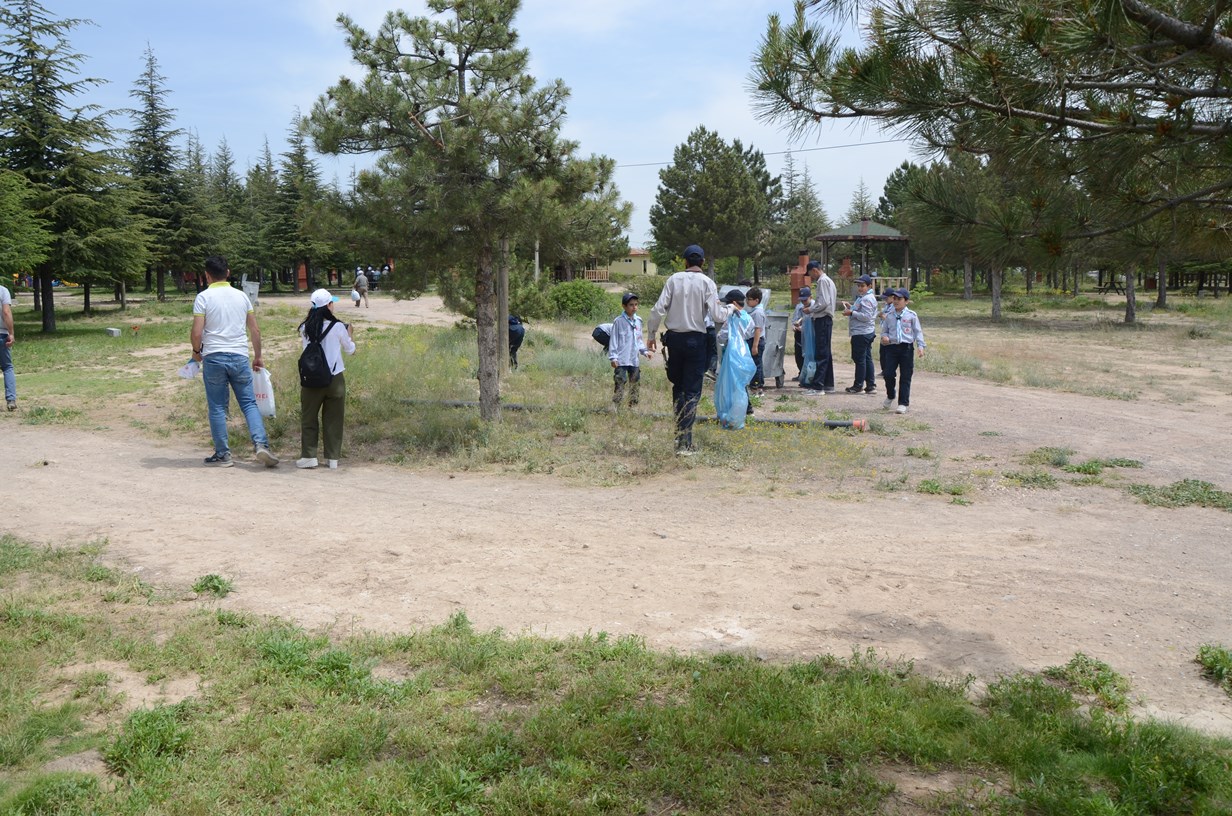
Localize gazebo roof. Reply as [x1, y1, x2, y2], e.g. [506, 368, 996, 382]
[814, 218, 907, 243]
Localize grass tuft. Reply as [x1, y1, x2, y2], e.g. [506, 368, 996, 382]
[1195, 644, 1232, 696]
[191, 573, 233, 598]
[1127, 479, 1232, 511]
[1023, 446, 1074, 467]
[1002, 469, 1059, 489]
[1042, 653, 1131, 713]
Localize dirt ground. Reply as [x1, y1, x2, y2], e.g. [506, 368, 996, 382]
[4, 292, 1231, 737]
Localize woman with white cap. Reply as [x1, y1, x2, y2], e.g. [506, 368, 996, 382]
[297, 289, 356, 469]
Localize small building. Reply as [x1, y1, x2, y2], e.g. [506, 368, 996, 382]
[599, 248, 658, 278]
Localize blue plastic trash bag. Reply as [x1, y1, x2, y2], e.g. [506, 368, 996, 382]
[800, 312, 817, 385]
[715, 311, 756, 429]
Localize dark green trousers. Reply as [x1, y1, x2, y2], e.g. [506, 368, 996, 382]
[300, 371, 346, 461]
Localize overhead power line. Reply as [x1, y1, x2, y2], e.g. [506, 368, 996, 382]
[615, 138, 911, 169]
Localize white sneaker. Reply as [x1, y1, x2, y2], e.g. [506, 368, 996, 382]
[882, 399, 894, 409]
[296, 457, 318, 469]
[255, 446, 280, 467]
[895, 404, 909, 414]
[327, 459, 339, 469]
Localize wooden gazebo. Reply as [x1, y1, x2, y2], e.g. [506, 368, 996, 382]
[813, 218, 911, 293]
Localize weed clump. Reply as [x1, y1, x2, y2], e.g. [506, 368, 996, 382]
[1127, 479, 1232, 511]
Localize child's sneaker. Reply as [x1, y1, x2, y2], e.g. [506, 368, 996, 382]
[327, 459, 339, 469]
[881, 398, 894, 409]
[895, 404, 909, 414]
[203, 452, 233, 468]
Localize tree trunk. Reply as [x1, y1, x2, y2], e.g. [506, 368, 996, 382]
[475, 243, 501, 422]
[144, 269, 153, 292]
[1024, 263, 1033, 294]
[1154, 256, 1168, 310]
[33, 280, 41, 312]
[1124, 266, 1136, 324]
[119, 279, 127, 311]
[963, 255, 973, 300]
[498, 237, 510, 375]
[157, 269, 167, 302]
[736, 256, 747, 281]
[990, 262, 1003, 321]
[40, 272, 56, 333]
[83, 283, 91, 314]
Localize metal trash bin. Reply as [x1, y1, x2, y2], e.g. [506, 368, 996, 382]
[762, 311, 789, 388]
[241, 276, 259, 308]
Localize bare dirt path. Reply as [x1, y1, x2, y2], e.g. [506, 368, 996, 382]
[4, 291, 1231, 736]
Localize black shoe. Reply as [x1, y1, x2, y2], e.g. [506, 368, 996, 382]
[864, 385, 877, 394]
[844, 386, 863, 394]
[204, 451, 233, 468]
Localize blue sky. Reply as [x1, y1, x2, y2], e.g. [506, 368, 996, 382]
[46, 0, 916, 247]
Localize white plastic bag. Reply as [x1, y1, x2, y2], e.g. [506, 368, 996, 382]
[350, 289, 361, 302]
[252, 367, 276, 417]
[177, 359, 200, 379]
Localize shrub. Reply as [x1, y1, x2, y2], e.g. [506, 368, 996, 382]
[548, 280, 613, 320]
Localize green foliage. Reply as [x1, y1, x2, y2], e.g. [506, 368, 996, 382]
[2, 772, 99, 815]
[1002, 469, 1058, 489]
[1127, 480, 1232, 511]
[1043, 653, 1131, 713]
[1023, 446, 1074, 467]
[191, 574, 233, 598]
[103, 704, 193, 776]
[547, 279, 612, 320]
[1195, 644, 1232, 696]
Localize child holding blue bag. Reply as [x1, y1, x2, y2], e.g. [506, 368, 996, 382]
[715, 290, 756, 429]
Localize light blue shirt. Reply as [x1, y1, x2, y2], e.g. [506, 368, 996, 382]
[607, 312, 647, 366]
[882, 306, 926, 348]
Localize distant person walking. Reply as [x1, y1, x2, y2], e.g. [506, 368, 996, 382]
[296, 289, 356, 470]
[646, 244, 733, 455]
[1, 283, 16, 411]
[190, 255, 279, 468]
[353, 267, 369, 308]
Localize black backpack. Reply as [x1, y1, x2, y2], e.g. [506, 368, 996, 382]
[591, 324, 611, 348]
[298, 317, 338, 388]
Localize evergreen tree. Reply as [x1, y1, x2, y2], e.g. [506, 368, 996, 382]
[308, 0, 605, 421]
[765, 151, 829, 271]
[0, 168, 51, 276]
[125, 46, 185, 301]
[842, 178, 876, 226]
[270, 114, 329, 292]
[0, 0, 148, 329]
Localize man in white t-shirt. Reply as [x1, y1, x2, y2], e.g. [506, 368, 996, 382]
[1, 284, 15, 411]
[190, 255, 279, 468]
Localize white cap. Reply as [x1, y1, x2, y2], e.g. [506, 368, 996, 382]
[310, 289, 339, 308]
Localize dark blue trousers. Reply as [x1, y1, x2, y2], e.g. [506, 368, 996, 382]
[664, 330, 707, 449]
[805, 316, 834, 391]
[883, 343, 916, 406]
[850, 333, 875, 389]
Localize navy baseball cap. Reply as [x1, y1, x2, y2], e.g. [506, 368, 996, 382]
[621, 292, 639, 305]
[895, 288, 910, 299]
[855, 274, 873, 285]
[806, 260, 821, 270]
[683, 244, 704, 262]
[798, 286, 811, 298]
[722, 289, 745, 304]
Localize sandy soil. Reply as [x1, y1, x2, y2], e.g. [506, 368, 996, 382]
[5, 292, 1231, 736]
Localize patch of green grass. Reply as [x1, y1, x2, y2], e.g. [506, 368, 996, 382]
[2, 536, 1232, 815]
[1002, 469, 1059, 489]
[1195, 644, 1232, 696]
[1127, 479, 1232, 511]
[917, 479, 969, 496]
[1070, 474, 1105, 487]
[1023, 446, 1074, 467]
[978, 430, 1002, 437]
[1062, 459, 1104, 475]
[19, 406, 84, 425]
[874, 473, 909, 492]
[191, 574, 233, 598]
[905, 445, 934, 459]
[1043, 653, 1132, 713]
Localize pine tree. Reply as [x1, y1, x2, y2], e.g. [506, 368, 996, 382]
[842, 179, 876, 226]
[0, 0, 148, 329]
[0, 168, 51, 275]
[126, 47, 186, 301]
[307, 0, 605, 421]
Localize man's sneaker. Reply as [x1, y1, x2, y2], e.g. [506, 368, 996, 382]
[704, 370, 717, 382]
[5, 400, 15, 411]
[255, 446, 280, 467]
[675, 447, 696, 457]
[296, 457, 318, 469]
[802, 388, 825, 396]
[864, 385, 877, 394]
[844, 386, 863, 394]
[882, 398, 894, 409]
[327, 459, 339, 469]
[895, 404, 909, 414]
[204, 452, 233, 468]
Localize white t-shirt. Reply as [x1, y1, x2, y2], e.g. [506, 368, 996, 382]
[0, 286, 11, 335]
[193, 282, 253, 356]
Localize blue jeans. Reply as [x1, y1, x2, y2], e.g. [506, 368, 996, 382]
[0, 335, 13, 402]
[202, 353, 268, 455]
[664, 331, 707, 449]
[850, 333, 875, 389]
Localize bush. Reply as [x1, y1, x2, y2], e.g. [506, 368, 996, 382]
[610, 272, 669, 311]
[548, 280, 613, 320]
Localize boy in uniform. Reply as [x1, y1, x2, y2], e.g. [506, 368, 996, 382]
[608, 293, 651, 411]
[745, 287, 767, 397]
[881, 289, 927, 414]
[842, 274, 879, 394]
